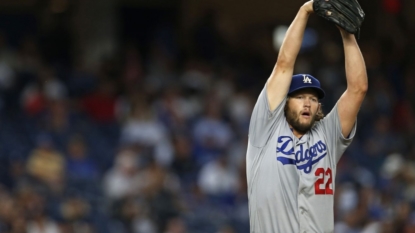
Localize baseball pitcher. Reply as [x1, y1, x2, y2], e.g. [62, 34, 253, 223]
[246, 0, 367, 232]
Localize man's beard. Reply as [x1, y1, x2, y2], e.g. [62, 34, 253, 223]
[285, 107, 316, 134]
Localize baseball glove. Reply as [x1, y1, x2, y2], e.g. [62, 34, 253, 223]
[313, 0, 365, 37]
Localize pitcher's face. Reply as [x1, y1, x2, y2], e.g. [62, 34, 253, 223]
[285, 89, 320, 134]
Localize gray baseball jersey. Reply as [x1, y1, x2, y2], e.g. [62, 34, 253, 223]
[246, 86, 356, 233]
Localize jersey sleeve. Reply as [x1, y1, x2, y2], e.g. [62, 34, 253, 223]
[318, 102, 357, 162]
[248, 84, 286, 148]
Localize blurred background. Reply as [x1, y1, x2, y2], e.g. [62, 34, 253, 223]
[0, 0, 414, 232]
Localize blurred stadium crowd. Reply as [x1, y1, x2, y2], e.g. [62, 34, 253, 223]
[0, 1, 414, 233]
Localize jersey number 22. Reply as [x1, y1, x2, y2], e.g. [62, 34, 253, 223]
[314, 168, 333, 195]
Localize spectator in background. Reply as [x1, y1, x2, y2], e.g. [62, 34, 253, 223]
[59, 196, 94, 233]
[23, 190, 61, 233]
[180, 60, 213, 95]
[65, 134, 99, 181]
[21, 65, 67, 117]
[216, 225, 236, 233]
[21, 81, 46, 117]
[373, 75, 397, 116]
[404, 214, 415, 233]
[198, 154, 239, 204]
[117, 197, 156, 233]
[40, 65, 68, 102]
[141, 158, 182, 228]
[363, 115, 404, 172]
[171, 135, 197, 189]
[0, 189, 19, 232]
[155, 87, 193, 134]
[43, 99, 71, 135]
[192, 98, 233, 165]
[9, 217, 27, 233]
[120, 96, 173, 167]
[26, 133, 65, 191]
[163, 217, 188, 233]
[103, 150, 143, 201]
[226, 90, 253, 137]
[82, 78, 117, 124]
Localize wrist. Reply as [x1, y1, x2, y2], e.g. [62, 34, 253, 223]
[300, 6, 312, 16]
[340, 30, 355, 40]
[301, 1, 314, 15]
[341, 33, 356, 46]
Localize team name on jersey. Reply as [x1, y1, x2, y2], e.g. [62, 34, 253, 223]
[276, 136, 327, 174]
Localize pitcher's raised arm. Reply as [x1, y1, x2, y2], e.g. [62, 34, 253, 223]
[336, 28, 368, 138]
[266, 1, 314, 111]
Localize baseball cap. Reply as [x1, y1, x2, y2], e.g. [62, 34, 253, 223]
[288, 74, 325, 99]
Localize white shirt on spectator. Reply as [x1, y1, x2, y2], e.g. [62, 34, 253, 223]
[27, 220, 61, 233]
[198, 159, 239, 195]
